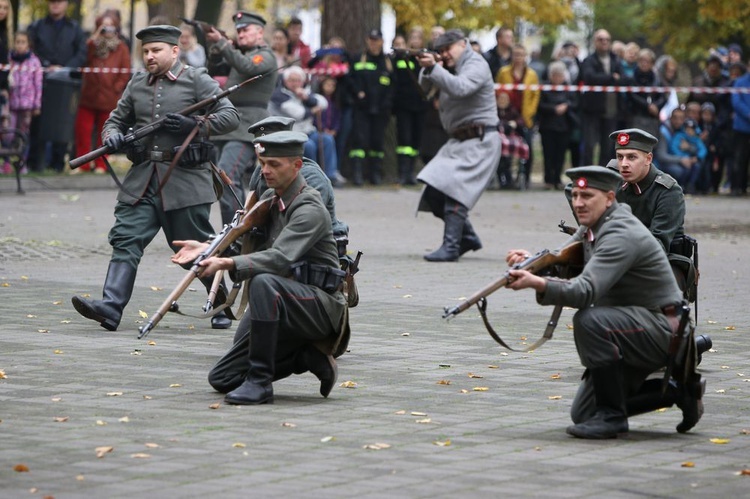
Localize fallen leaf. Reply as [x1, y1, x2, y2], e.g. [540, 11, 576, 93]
[460, 389, 468, 394]
[169, 384, 182, 388]
[709, 438, 730, 444]
[106, 392, 123, 397]
[1, 283, 9, 287]
[0, 369, 6, 379]
[139, 310, 148, 318]
[394, 410, 406, 415]
[439, 364, 451, 368]
[739, 469, 750, 476]
[740, 429, 750, 435]
[393, 285, 402, 288]
[415, 418, 432, 424]
[534, 446, 542, 451]
[118, 416, 130, 423]
[143, 395, 152, 400]
[738, 373, 745, 377]
[707, 320, 717, 324]
[566, 324, 574, 329]
[149, 286, 162, 291]
[21, 276, 29, 280]
[96, 420, 107, 426]
[716, 389, 726, 394]
[550, 373, 561, 380]
[147, 341, 156, 346]
[411, 412, 427, 416]
[681, 462, 695, 468]
[232, 443, 246, 448]
[721, 366, 731, 369]
[436, 380, 451, 385]
[53, 416, 69, 423]
[500, 353, 509, 357]
[27, 314, 37, 318]
[81, 293, 91, 298]
[52, 300, 62, 305]
[131, 453, 151, 459]
[53, 349, 64, 354]
[725, 326, 736, 330]
[281, 422, 297, 428]
[468, 373, 484, 379]
[339, 381, 357, 388]
[363, 442, 391, 450]
[473, 387, 489, 391]
[433, 439, 451, 447]
[60, 320, 71, 324]
[402, 294, 412, 298]
[401, 332, 410, 336]
[131, 350, 142, 356]
[29, 489, 37, 494]
[208, 403, 221, 410]
[51, 397, 61, 402]
[320, 436, 334, 443]
[656, 407, 668, 413]
[95, 446, 113, 458]
[76, 475, 85, 481]
[487, 365, 499, 369]
[520, 336, 527, 341]
[145, 443, 160, 448]
[548, 395, 562, 400]
[14, 464, 29, 472]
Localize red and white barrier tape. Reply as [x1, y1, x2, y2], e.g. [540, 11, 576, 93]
[0, 64, 350, 77]
[495, 83, 750, 94]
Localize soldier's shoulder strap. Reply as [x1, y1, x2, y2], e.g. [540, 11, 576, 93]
[654, 172, 678, 189]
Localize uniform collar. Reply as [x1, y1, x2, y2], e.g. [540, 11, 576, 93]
[623, 164, 657, 195]
[275, 173, 307, 212]
[586, 202, 619, 242]
[147, 60, 184, 85]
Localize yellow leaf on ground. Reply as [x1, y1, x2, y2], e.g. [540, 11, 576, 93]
[1, 282, 9, 287]
[147, 341, 156, 346]
[208, 403, 221, 410]
[139, 310, 148, 318]
[131, 350, 142, 356]
[76, 475, 85, 481]
[411, 411, 427, 416]
[710, 438, 730, 444]
[60, 320, 71, 324]
[468, 373, 484, 378]
[131, 453, 151, 459]
[118, 416, 130, 423]
[716, 389, 726, 394]
[169, 384, 182, 388]
[14, 464, 29, 472]
[53, 416, 69, 423]
[433, 439, 451, 447]
[339, 380, 357, 388]
[320, 436, 334, 443]
[401, 332, 410, 336]
[363, 442, 391, 450]
[96, 420, 107, 426]
[53, 350, 63, 354]
[149, 286, 162, 291]
[566, 324, 574, 329]
[681, 461, 695, 468]
[473, 387, 489, 391]
[21, 276, 29, 280]
[143, 395, 152, 400]
[725, 326, 736, 330]
[488, 365, 499, 369]
[232, 443, 246, 448]
[520, 336, 527, 340]
[436, 380, 451, 385]
[550, 373, 561, 379]
[106, 392, 123, 397]
[460, 389, 468, 393]
[95, 446, 114, 458]
[0, 369, 6, 379]
[145, 443, 160, 448]
[51, 397, 61, 402]
[281, 422, 297, 428]
[402, 294, 412, 298]
[707, 320, 717, 324]
[656, 407, 668, 412]
[416, 418, 432, 424]
[548, 395, 562, 400]
[27, 314, 37, 318]
[52, 300, 62, 305]
[394, 410, 406, 415]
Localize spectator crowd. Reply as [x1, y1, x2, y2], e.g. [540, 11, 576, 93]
[2, 3, 749, 197]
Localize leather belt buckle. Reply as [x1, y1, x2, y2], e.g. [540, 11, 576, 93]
[150, 151, 164, 161]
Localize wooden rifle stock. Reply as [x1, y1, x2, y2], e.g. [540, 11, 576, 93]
[390, 47, 442, 61]
[180, 17, 230, 39]
[442, 241, 583, 319]
[138, 192, 272, 339]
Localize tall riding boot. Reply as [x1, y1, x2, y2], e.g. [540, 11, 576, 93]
[296, 344, 338, 398]
[351, 157, 364, 186]
[626, 378, 677, 417]
[199, 276, 232, 330]
[72, 262, 137, 331]
[225, 320, 278, 405]
[398, 155, 416, 185]
[567, 362, 629, 439]
[369, 157, 383, 185]
[424, 201, 467, 262]
[459, 219, 483, 256]
[675, 374, 706, 433]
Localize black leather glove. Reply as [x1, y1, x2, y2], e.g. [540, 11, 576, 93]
[164, 113, 197, 134]
[104, 132, 125, 151]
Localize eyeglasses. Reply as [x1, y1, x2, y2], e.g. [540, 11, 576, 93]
[596, 37, 611, 42]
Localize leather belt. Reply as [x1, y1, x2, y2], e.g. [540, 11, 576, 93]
[146, 150, 175, 162]
[450, 124, 489, 141]
[661, 304, 681, 335]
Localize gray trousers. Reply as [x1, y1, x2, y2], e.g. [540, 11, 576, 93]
[570, 306, 674, 423]
[208, 274, 338, 393]
[217, 140, 256, 225]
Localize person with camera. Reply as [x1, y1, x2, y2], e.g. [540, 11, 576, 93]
[172, 132, 348, 405]
[73, 12, 131, 173]
[71, 25, 239, 332]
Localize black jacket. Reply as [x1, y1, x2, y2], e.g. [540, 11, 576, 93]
[579, 51, 621, 114]
[627, 68, 667, 118]
[537, 87, 579, 133]
[28, 15, 87, 68]
[350, 50, 393, 114]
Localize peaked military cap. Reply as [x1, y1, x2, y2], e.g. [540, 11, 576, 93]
[234, 11, 266, 29]
[136, 25, 181, 46]
[433, 29, 465, 51]
[566, 166, 623, 193]
[605, 158, 619, 172]
[253, 131, 307, 157]
[609, 128, 659, 153]
[248, 116, 296, 136]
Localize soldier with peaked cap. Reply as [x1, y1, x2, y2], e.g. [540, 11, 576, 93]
[205, 11, 278, 226]
[414, 29, 502, 262]
[172, 131, 348, 405]
[505, 166, 705, 439]
[71, 25, 240, 332]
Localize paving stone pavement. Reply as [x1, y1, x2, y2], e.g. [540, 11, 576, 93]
[1, 180, 749, 498]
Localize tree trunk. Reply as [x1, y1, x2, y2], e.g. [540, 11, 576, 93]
[321, 0, 380, 54]
[193, 0, 224, 25]
[146, 0, 187, 25]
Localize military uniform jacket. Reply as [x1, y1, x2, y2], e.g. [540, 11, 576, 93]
[617, 165, 684, 253]
[540, 203, 682, 310]
[103, 60, 239, 211]
[210, 41, 277, 142]
[232, 174, 346, 330]
[416, 47, 502, 209]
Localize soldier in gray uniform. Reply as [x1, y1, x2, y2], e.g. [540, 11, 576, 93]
[71, 25, 239, 332]
[414, 29, 502, 262]
[506, 166, 705, 439]
[246, 116, 349, 244]
[205, 11, 277, 226]
[173, 132, 347, 405]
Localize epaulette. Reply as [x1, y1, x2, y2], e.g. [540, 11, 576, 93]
[654, 173, 677, 189]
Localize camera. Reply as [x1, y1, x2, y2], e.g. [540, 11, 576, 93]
[100, 26, 117, 35]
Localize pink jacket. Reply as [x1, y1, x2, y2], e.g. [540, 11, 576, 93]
[8, 52, 43, 111]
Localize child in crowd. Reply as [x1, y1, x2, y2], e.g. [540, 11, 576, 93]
[669, 118, 707, 193]
[4, 31, 42, 174]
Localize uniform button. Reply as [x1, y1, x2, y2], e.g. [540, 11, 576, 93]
[156, 104, 161, 108]
[154, 146, 159, 150]
[155, 114, 160, 118]
[157, 94, 161, 97]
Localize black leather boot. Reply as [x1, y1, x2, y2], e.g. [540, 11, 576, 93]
[398, 155, 416, 185]
[72, 262, 137, 331]
[424, 201, 467, 262]
[675, 375, 706, 433]
[199, 276, 232, 330]
[567, 363, 629, 439]
[369, 157, 383, 185]
[225, 320, 277, 405]
[459, 219, 483, 256]
[298, 345, 338, 398]
[351, 157, 364, 186]
[626, 378, 677, 417]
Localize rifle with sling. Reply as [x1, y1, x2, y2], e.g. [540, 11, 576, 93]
[138, 191, 273, 339]
[443, 239, 583, 352]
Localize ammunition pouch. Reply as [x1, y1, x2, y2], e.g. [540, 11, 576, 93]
[126, 141, 147, 165]
[290, 261, 346, 294]
[173, 141, 214, 167]
[334, 232, 349, 259]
